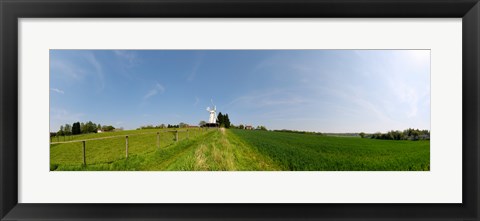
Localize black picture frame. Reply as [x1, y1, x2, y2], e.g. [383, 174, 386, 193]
[1, 0, 479, 220]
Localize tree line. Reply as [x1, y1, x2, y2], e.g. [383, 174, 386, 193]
[232, 125, 267, 130]
[359, 128, 430, 141]
[273, 129, 322, 135]
[137, 122, 190, 130]
[53, 121, 117, 136]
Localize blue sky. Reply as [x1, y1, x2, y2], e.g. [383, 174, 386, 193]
[50, 50, 430, 133]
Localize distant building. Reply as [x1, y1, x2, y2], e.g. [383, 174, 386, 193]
[245, 125, 254, 130]
[204, 123, 219, 128]
[97, 129, 103, 133]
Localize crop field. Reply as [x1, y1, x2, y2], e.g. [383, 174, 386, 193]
[50, 129, 429, 171]
[231, 130, 429, 171]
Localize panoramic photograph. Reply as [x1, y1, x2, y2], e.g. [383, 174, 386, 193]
[49, 50, 430, 171]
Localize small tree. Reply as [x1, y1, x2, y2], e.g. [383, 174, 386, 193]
[199, 121, 207, 127]
[57, 125, 65, 136]
[224, 114, 231, 128]
[217, 112, 224, 126]
[256, 125, 267, 131]
[359, 132, 365, 138]
[85, 121, 96, 133]
[64, 124, 72, 135]
[102, 125, 115, 132]
[411, 130, 420, 141]
[80, 122, 86, 133]
[72, 122, 81, 135]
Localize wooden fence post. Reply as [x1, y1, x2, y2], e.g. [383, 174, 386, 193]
[157, 132, 160, 148]
[175, 131, 178, 142]
[125, 136, 129, 159]
[82, 141, 86, 166]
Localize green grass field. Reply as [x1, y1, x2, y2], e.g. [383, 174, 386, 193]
[50, 128, 429, 171]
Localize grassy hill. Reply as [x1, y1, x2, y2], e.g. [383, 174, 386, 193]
[50, 128, 429, 171]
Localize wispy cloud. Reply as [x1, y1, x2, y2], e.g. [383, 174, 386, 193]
[386, 71, 423, 119]
[50, 59, 85, 79]
[323, 86, 394, 124]
[50, 108, 84, 121]
[252, 55, 315, 82]
[226, 89, 309, 111]
[194, 96, 200, 106]
[112, 51, 141, 80]
[289, 64, 313, 73]
[83, 52, 105, 90]
[50, 108, 84, 131]
[252, 55, 280, 74]
[50, 88, 64, 94]
[143, 82, 165, 99]
[51, 52, 105, 91]
[187, 55, 204, 81]
[114, 50, 138, 67]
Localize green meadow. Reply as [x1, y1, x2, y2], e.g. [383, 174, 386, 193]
[50, 129, 429, 171]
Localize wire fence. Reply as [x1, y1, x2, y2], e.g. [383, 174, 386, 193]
[50, 128, 214, 167]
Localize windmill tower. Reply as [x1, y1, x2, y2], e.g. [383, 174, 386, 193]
[205, 99, 219, 127]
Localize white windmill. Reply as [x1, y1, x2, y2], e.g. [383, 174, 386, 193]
[206, 99, 217, 124]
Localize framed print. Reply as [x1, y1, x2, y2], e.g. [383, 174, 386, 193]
[1, 0, 479, 220]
